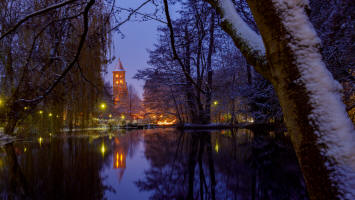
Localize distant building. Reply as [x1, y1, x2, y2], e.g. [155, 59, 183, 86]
[112, 58, 128, 107]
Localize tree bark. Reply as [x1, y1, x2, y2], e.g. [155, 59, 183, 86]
[206, 0, 355, 199]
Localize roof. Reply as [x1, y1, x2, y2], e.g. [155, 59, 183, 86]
[115, 58, 125, 71]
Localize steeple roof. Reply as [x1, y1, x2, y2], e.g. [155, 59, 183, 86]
[115, 58, 125, 71]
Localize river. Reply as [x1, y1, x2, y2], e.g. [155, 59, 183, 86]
[0, 128, 308, 199]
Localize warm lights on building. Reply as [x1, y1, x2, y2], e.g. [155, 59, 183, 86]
[112, 58, 128, 105]
[157, 119, 176, 125]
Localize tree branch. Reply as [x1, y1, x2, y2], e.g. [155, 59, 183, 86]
[17, 0, 95, 104]
[108, 0, 152, 33]
[204, 0, 271, 79]
[163, 0, 206, 94]
[118, 7, 167, 24]
[0, 0, 77, 40]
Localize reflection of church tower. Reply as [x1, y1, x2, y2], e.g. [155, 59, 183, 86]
[113, 58, 128, 105]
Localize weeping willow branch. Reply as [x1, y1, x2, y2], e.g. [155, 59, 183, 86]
[0, 0, 77, 40]
[17, 0, 95, 104]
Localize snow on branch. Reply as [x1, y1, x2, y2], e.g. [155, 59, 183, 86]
[218, 0, 266, 59]
[272, 0, 355, 198]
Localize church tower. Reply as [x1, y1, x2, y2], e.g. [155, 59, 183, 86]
[113, 58, 128, 105]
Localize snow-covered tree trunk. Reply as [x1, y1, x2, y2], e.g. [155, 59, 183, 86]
[207, 0, 355, 199]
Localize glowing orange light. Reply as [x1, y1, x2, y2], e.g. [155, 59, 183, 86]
[116, 152, 119, 168]
[157, 119, 176, 125]
[115, 74, 119, 78]
[114, 152, 126, 168]
[116, 81, 119, 84]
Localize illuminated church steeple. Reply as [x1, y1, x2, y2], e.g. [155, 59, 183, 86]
[113, 58, 128, 105]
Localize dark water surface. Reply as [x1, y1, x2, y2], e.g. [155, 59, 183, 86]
[0, 128, 308, 200]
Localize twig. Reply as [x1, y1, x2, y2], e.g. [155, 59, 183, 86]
[108, 0, 151, 33]
[0, 0, 77, 40]
[163, 0, 206, 94]
[17, 0, 95, 103]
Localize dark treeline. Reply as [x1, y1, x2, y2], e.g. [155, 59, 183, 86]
[0, 0, 113, 134]
[136, 0, 282, 125]
[136, 0, 354, 126]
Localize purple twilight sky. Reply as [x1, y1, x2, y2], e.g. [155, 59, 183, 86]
[104, 0, 166, 98]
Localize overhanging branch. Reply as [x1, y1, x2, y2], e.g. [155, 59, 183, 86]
[17, 0, 95, 104]
[0, 0, 77, 40]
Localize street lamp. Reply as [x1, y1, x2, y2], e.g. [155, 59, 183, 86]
[213, 101, 218, 106]
[100, 103, 106, 110]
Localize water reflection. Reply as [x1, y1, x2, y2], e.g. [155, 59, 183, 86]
[137, 129, 308, 200]
[0, 129, 308, 200]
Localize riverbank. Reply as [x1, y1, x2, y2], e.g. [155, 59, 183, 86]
[177, 122, 285, 131]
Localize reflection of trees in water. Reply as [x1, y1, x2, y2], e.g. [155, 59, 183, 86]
[137, 129, 308, 200]
[0, 135, 114, 200]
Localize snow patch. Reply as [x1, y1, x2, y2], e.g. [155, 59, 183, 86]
[272, 0, 355, 198]
[218, 0, 266, 58]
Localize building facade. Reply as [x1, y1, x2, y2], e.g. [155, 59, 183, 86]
[112, 59, 128, 107]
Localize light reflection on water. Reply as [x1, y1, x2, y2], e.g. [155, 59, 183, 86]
[0, 128, 308, 200]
